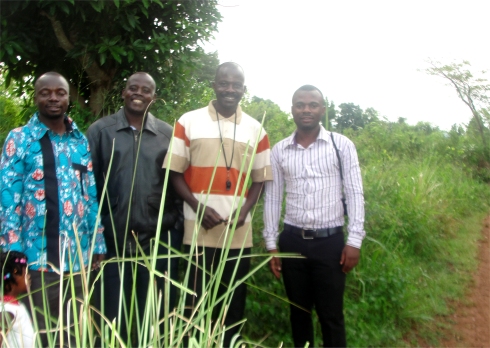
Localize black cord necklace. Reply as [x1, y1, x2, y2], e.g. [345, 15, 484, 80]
[216, 110, 237, 190]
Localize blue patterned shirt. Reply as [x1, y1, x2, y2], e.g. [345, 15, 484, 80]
[0, 113, 106, 272]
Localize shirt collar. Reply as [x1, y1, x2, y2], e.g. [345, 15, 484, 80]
[115, 108, 159, 134]
[285, 125, 330, 148]
[28, 112, 82, 141]
[207, 100, 243, 124]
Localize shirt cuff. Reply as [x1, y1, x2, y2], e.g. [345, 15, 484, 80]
[265, 236, 277, 251]
[346, 235, 363, 249]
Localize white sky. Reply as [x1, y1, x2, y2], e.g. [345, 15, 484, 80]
[203, 0, 490, 130]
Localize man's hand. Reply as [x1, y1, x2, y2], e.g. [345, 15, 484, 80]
[268, 249, 282, 279]
[200, 206, 224, 230]
[340, 245, 360, 273]
[225, 209, 247, 228]
[92, 254, 105, 270]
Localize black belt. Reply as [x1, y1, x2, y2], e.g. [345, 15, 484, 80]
[284, 224, 343, 239]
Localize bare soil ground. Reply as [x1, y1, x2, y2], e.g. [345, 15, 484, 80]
[436, 214, 490, 348]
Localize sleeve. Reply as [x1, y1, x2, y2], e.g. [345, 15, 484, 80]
[162, 118, 190, 173]
[251, 126, 273, 183]
[262, 145, 284, 250]
[85, 139, 106, 254]
[341, 137, 366, 248]
[0, 131, 25, 252]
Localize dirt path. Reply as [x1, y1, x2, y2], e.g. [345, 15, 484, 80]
[437, 214, 490, 348]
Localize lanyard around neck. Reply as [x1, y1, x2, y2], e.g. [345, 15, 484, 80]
[216, 110, 237, 190]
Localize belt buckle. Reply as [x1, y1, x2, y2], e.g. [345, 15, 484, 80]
[301, 229, 315, 239]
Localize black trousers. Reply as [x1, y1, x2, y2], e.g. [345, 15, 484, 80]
[184, 245, 250, 347]
[279, 229, 346, 348]
[95, 227, 183, 344]
[23, 271, 83, 347]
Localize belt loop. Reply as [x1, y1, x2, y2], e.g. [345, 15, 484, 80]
[301, 230, 314, 239]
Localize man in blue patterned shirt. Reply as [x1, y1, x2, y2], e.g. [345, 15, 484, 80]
[0, 72, 106, 346]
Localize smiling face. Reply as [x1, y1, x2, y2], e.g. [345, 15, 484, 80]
[291, 89, 326, 132]
[122, 73, 156, 116]
[34, 73, 69, 120]
[212, 63, 246, 117]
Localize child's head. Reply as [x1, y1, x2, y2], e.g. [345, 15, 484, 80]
[1, 251, 29, 296]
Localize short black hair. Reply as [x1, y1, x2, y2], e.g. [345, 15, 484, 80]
[126, 72, 156, 88]
[34, 71, 69, 93]
[214, 62, 245, 81]
[1, 251, 28, 294]
[292, 85, 325, 105]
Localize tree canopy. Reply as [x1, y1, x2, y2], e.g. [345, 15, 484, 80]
[0, 0, 221, 121]
[426, 60, 490, 161]
[241, 96, 296, 146]
[334, 102, 379, 132]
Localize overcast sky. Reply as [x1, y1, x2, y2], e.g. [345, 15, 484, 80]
[203, 0, 490, 130]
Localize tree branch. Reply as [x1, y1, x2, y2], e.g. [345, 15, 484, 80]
[40, 11, 74, 52]
[40, 9, 113, 116]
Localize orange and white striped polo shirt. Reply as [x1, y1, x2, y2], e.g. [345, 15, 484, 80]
[164, 101, 272, 249]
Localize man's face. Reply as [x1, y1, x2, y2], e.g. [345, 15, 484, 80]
[291, 90, 326, 131]
[35, 75, 69, 119]
[212, 66, 246, 113]
[122, 73, 155, 116]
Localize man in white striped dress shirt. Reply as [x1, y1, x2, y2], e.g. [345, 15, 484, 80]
[263, 85, 366, 347]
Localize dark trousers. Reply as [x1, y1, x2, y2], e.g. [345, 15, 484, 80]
[23, 271, 83, 347]
[184, 245, 250, 347]
[279, 229, 346, 348]
[95, 227, 183, 344]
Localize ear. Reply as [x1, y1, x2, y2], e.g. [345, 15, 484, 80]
[244, 85, 247, 93]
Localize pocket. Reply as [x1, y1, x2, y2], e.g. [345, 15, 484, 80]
[72, 163, 88, 196]
[148, 195, 161, 212]
[146, 194, 162, 231]
[32, 236, 47, 251]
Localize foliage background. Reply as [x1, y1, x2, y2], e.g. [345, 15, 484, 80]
[0, 0, 221, 124]
[1, 1, 490, 346]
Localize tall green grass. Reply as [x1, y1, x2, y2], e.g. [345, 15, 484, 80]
[13, 108, 279, 348]
[2, 113, 489, 347]
[243, 121, 490, 347]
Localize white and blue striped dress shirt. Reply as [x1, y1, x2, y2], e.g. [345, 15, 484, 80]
[263, 126, 365, 250]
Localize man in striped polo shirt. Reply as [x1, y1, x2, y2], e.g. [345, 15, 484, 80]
[263, 85, 366, 347]
[164, 62, 272, 346]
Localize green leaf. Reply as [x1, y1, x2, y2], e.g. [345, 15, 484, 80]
[90, 1, 103, 13]
[109, 36, 121, 46]
[5, 43, 13, 55]
[114, 0, 120, 8]
[127, 13, 136, 28]
[58, 2, 70, 15]
[111, 46, 127, 56]
[99, 52, 106, 66]
[10, 41, 24, 54]
[110, 48, 122, 63]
